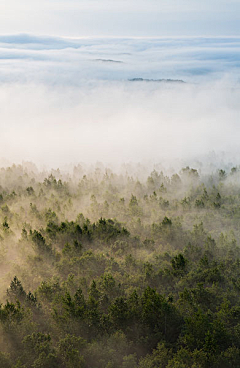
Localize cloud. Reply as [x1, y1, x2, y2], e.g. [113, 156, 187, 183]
[0, 35, 239, 168]
[0, 34, 81, 50]
[0, 35, 240, 85]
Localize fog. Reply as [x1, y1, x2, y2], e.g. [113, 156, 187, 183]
[0, 79, 240, 169]
[0, 36, 240, 169]
[1, 36, 240, 83]
[2, 34, 240, 368]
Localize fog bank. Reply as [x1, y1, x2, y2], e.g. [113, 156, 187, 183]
[0, 79, 240, 168]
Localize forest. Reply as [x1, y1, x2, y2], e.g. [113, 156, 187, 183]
[0, 162, 240, 367]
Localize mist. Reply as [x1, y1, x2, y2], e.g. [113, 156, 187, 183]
[2, 29, 240, 366]
[0, 79, 239, 169]
[0, 36, 239, 169]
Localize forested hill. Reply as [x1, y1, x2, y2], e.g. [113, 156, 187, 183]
[1, 164, 240, 367]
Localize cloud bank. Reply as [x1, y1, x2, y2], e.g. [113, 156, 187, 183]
[0, 35, 239, 169]
[0, 36, 240, 84]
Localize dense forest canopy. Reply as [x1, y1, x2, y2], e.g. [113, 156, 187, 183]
[1, 162, 240, 367]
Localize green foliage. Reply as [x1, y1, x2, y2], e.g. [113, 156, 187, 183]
[0, 164, 240, 366]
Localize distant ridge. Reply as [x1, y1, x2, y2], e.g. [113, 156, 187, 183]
[95, 59, 123, 63]
[129, 78, 185, 83]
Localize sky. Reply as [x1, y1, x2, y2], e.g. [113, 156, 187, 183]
[1, 0, 240, 37]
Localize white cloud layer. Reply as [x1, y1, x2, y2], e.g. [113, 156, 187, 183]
[0, 35, 239, 168]
[0, 36, 240, 84]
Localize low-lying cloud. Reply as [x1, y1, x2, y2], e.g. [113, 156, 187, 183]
[0, 35, 240, 169]
[0, 79, 240, 168]
[0, 35, 240, 84]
